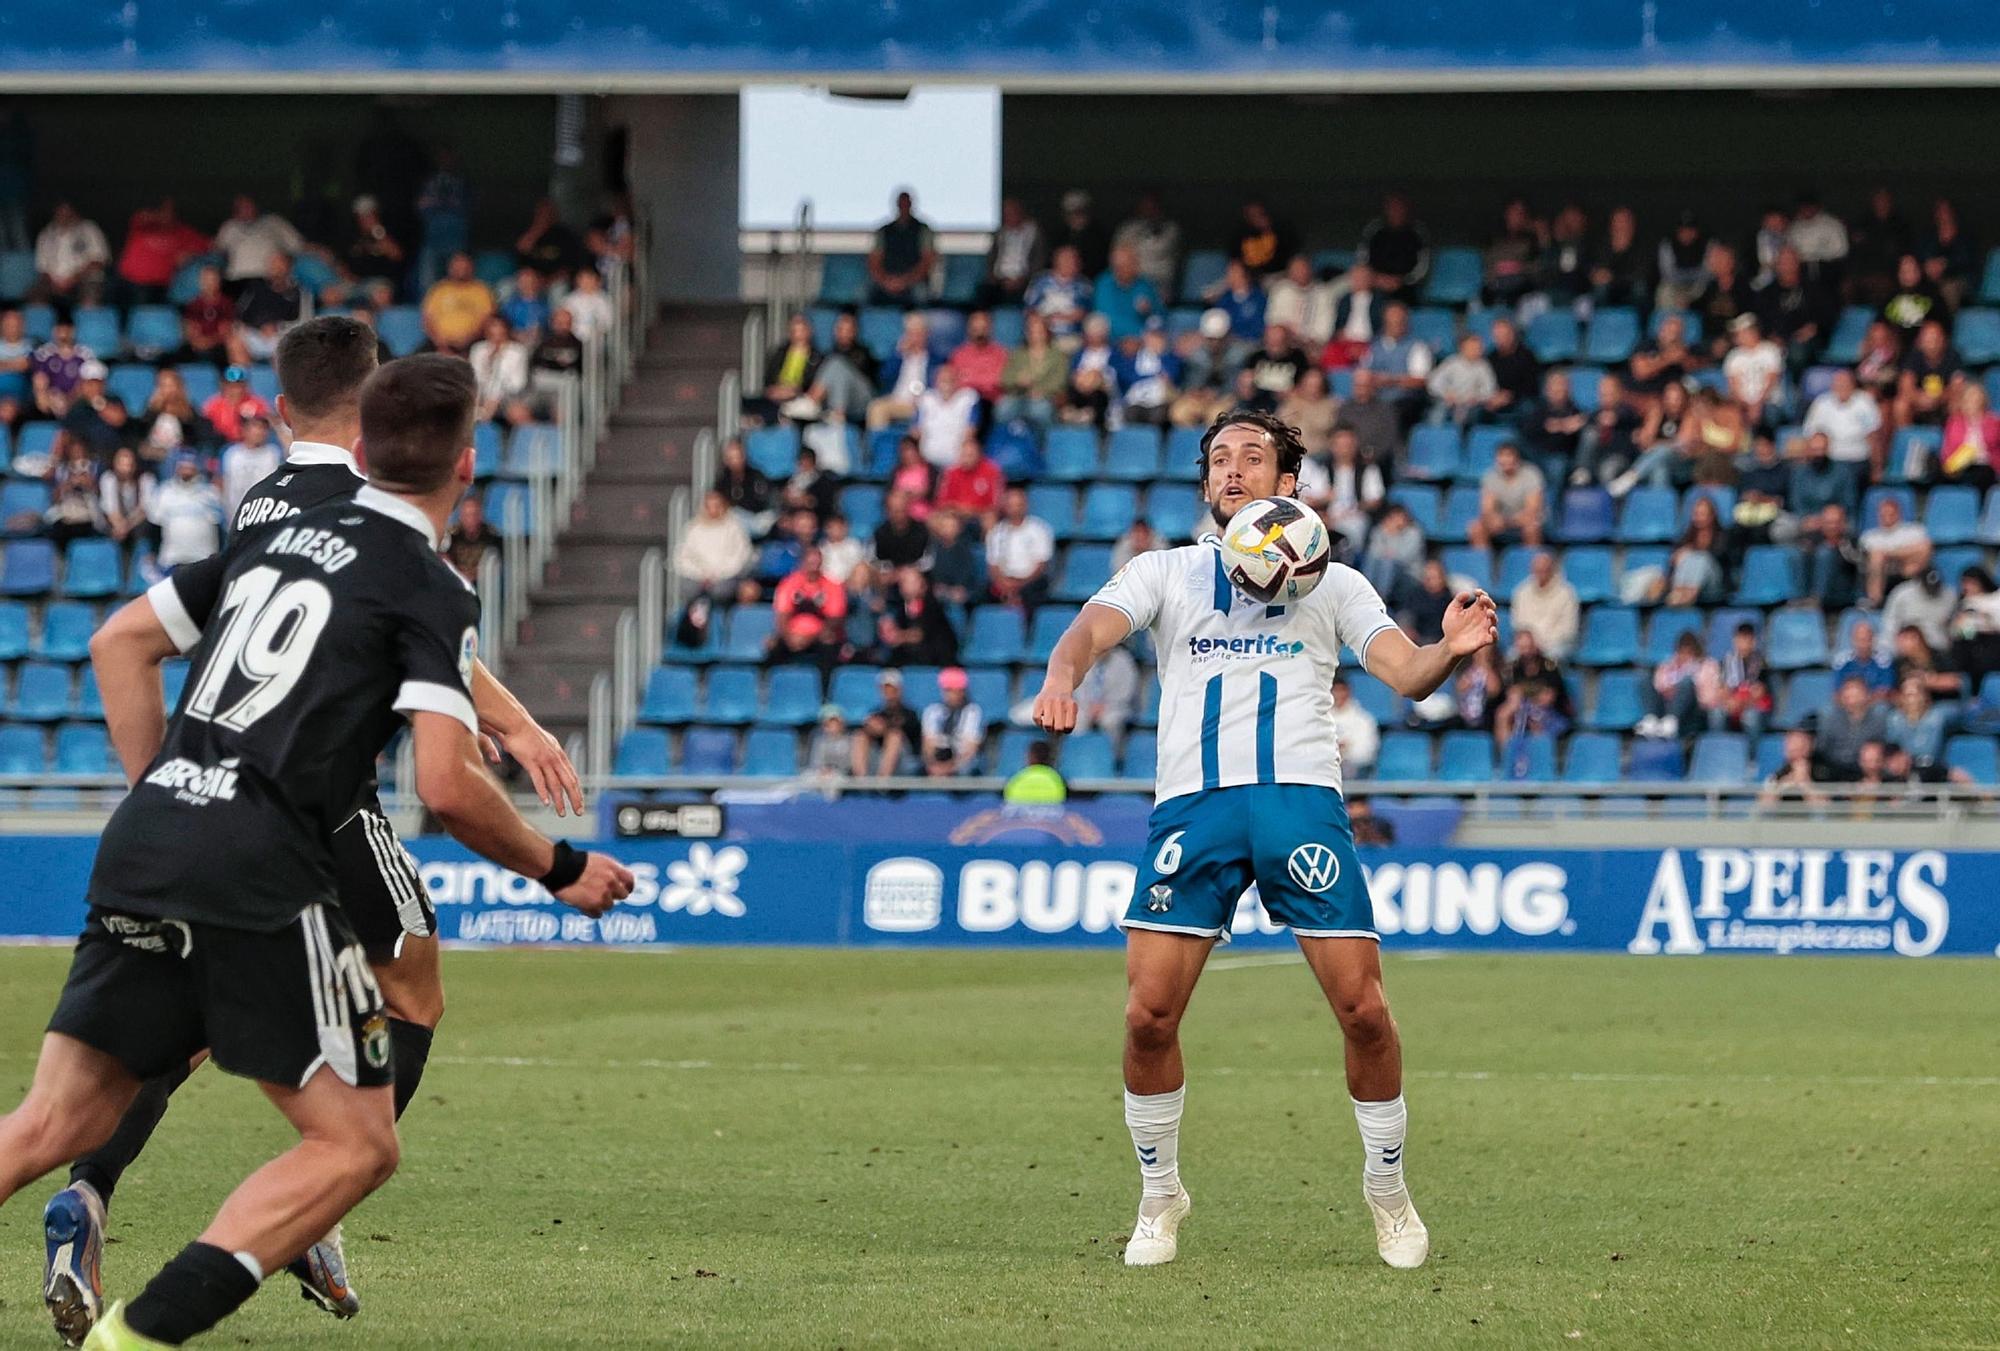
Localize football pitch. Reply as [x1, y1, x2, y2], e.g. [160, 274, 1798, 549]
[1, 946, 1997, 1349]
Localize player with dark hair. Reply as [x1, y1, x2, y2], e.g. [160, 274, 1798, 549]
[39, 321, 582, 1343]
[1033, 407, 1496, 1271]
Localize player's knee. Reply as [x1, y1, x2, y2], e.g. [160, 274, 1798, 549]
[1125, 995, 1182, 1053]
[1333, 991, 1393, 1048]
[348, 1123, 401, 1190]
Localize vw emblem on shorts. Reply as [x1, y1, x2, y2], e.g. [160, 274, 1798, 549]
[1287, 843, 1341, 894]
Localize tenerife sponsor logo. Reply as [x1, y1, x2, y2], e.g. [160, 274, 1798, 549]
[1627, 848, 1948, 957]
[143, 756, 240, 807]
[1187, 633, 1305, 664]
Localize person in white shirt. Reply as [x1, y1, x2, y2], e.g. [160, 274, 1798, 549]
[983, 196, 1044, 304]
[1265, 254, 1335, 347]
[1425, 333, 1498, 427]
[1721, 314, 1784, 423]
[1031, 409, 1497, 1276]
[1328, 676, 1380, 774]
[673, 489, 754, 600]
[468, 315, 531, 421]
[915, 365, 979, 469]
[1509, 549, 1580, 660]
[219, 416, 282, 519]
[1859, 495, 1933, 607]
[818, 512, 867, 587]
[1802, 367, 1881, 468]
[559, 267, 615, 344]
[213, 194, 307, 288]
[34, 202, 110, 304]
[986, 485, 1054, 608]
[1785, 195, 1850, 271]
[148, 454, 225, 567]
[865, 313, 933, 430]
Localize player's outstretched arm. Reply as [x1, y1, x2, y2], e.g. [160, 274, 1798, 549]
[1032, 602, 1134, 734]
[88, 596, 181, 784]
[410, 711, 635, 916]
[1364, 589, 1499, 701]
[469, 659, 585, 817]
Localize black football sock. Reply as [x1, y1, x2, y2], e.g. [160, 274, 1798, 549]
[70, 1058, 194, 1206]
[390, 1018, 434, 1121]
[124, 1242, 260, 1345]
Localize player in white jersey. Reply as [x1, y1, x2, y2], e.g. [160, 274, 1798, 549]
[1033, 410, 1496, 1271]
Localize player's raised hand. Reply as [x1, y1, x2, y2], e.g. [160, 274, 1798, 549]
[555, 852, 636, 917]
[1031, 681, 1078, 735]
[501, 720, 587, 817]
[1443, 589, 1500, 656]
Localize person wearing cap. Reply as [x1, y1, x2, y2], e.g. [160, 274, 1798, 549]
[921, 668, 987, 778]
[1093, 244, 1163, 345]
[200, 365, 273, 446]
[147, 451, 224, 568]
[340, 193, 407, 290]
[1050, 189, 1109, 279]
[1002, 740, 1068, 805]
[1024, 246, 1092, 346]
[29, 317, 93, 418]
[852, 669, 920, 778]
[1168, 308, 1247, 429]
[806, 705, 852, 782]
[868, 190, 937, 308]
[1115, 320, 1182, 427]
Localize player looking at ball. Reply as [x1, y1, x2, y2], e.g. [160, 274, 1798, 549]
[1032, 409, 1497, 1271]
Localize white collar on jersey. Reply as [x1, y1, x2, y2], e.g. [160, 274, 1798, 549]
[284, 441, 360, 474]
[354, 483, 442, 551]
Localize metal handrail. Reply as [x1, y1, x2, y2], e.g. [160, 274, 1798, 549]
[475, 547, 504, 679]
[587, 673, 613, 783]
[637, 545, 665, 674]
[691, 427, 718, 503]
[741, 308, 765, 396]
[717, 368, 741, 444]
[663, 488, 692, 619]
[612, 609, 639, 741]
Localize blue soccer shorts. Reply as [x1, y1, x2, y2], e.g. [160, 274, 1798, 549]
[1122, 783, 1376, 943]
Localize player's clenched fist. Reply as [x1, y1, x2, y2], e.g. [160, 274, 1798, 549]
[556, 853, 637, 916]
[1442, 589, 1500, 656]
[1031, 682, 1077, 734]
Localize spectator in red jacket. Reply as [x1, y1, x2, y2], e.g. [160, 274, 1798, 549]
[116, 197, 210, 304]
[933, 430, 1005, 529]
[948, 309, 1008, 404]
[768, 545, 848, 671]
[200, 365, 272, 445]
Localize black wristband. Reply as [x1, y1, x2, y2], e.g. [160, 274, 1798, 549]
[539, 840, 586, 892]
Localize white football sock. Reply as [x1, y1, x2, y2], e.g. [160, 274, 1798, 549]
[1125, 1086, 1185, 1201]
[1352, 1094, 1407, 1200]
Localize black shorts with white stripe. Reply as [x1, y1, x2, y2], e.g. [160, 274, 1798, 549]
[48, 903, 393, 1090]
[330, 802, 435, 961]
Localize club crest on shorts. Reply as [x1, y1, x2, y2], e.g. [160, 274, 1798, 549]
[361, 1014, 391, 1070]
[1146, 883, 1174, 913]
[1287, 843, 1341, 894]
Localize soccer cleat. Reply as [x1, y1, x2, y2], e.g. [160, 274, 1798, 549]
[80, 1302, 170, 1350]
[44, 1180, 107, 1346]
[287, 1223, 360, 1319]
[1123, 1188, 1192, 1267]
[1365, 1186, 1430, 1269]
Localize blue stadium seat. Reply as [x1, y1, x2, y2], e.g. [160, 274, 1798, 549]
[0, 476, 48, 536]
[1733, 546, 1801, 605]
[10, 663, 69, 722]
[922, 308, 966, 361]
[828, 666, 882, 722]
[1586, 670, 1643, 730]
[1028, 607, 1081, 663]
[804, 306, 839, 349]
[1178, 250, 1230, 303]
[1583, 309, 1640, 364]
[639, 668, 698, 724]
[1825, 306, 1872, 364]
[1062, 731, 1117, 779]
[742, 728, 800, 776]
[1689, 733, 1750, 785]
[1947, 736, 1999, 785]
[73, 308, 120, 356]
[1766, 609, 1829, 670]
[1935, 546, 1983, 587]
[1103, 426, 1161, 481]
[1502, 734, 1558, 782]
[504, 425, 563, 478]
[838, 484, 884, 538]
[1408, 307, 1458, 356]
[1524, 310, 1580, 363]
[1565, 546, 1614, 603]
[1121, 730, 1158, 778]
[962, 607, 1025, 665]
[0, 251, 34, 302]
[1754, 733, 1790, 780]
[1404, 426, 1461, 481]
[993, 728, 1038, 777]
[174, 363, 219, 406]
[21, 304, 54, 343]
[698, 668, 760, 726]
[1618, 488, 1679, 544]
[1575, 607, 1639, 666]
[73, 666, 104, 721]
[1044, 427, 1101, 482]
[1438, 485, 1481, 544]
[760, 667, 822, 726]
[1441, 547, 1492, 593]
[1682, 484, 1735, 526]
[1558, 488, 1613, 543]
[818, 254, 869, 306]
[473, 422, 504, 479]
[858, 308, 904, 362]
[722, 607, 776, 662]
[1145, 483, 1203, 542]
[1563, 732, 1622, 782]
[1461, 425, 1514, 483]
[1345, 672, 1400, 725]
[1644, 608, 1704, 664]
[0, 723, 41, 774]
[1163, 426, 1205, 482]
[484, 482, 531, 537]
[1955, 308, 2000, 365]
[1925, 485, 1981, 545]
[1438, 731, 1493, 782]
[54, 724, 112, 775]
[865, 427, 907, 477]
[34, 602, 94, 663]
[1496, 546, 1536, 597]
[939, 254, 985, 306]
[0, 602, 28, 662]
[1775, 669, 1835, 729]
[1055, 543, 1114, 602]
[613, 729, 670, 776]
[678, 728, 739, 775]
[376, 307, 425, 357]
[1026, 484, 1078, 539]
[1861, 486, 1916, 528]
[1704, 607, 1760, 654]
[985, 421, 1041, 481]
[966, 668, 1011, 718]
[1376, 732, 1432, 781]
[1421, 247, 1483, 306]
[0, 540, 55, 597]
[126, 305, 183, 358]
[1628, 738, 1685, 781]
[990, 307, 1025, 347]
[746, 424, 801, 479]
[107, 364, 155, 411]
[1386, 484, 1440, 536]
[1078, 484, 1139, 541]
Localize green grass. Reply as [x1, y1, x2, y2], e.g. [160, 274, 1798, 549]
[2, 946, 1999, 1348]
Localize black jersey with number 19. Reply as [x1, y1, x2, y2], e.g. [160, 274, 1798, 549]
[87, 485, 480, 933]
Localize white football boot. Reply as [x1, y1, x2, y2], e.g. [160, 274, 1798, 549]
[1364, 1186, 1430, 1269]
[1123, 1188, 1192, 1267]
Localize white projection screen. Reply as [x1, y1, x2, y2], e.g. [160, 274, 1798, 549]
[739, 86, 1001, 233]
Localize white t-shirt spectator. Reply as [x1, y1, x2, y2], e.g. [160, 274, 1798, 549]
[1802, 389, 1883, 465]
[1787, 213, 1850, 264]
[1511, 573, 1582, 660]
[149, 475, 224, 567]
[214, 213, 306, 284]
[469, 338, 531, 409]
[921, 698, 986, 759]
[820, 532, 867, 587]
[916, 385, 979, 468]
[1723, 340, 1784, 406]
[1329, 694, 1380, 773]
[987, 514, 1054, 582]
[674, 512, 754, 587]
[220, 440, 282, 519]
[35, 217, 110, 288]
[1266, 277, 1335, 346]
[562, 287, 615, 344]
[1860, 518, 1929, 559]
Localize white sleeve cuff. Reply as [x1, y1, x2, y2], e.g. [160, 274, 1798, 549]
[1354, 621, 1401, 662]
[146, 578, 202, 653]
[394, 680, 479, 735]
[1083, 597, 1140, 634]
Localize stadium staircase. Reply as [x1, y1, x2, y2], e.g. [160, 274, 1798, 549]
[500, 302, 745, 750]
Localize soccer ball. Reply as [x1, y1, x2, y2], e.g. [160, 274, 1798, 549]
[1220, 496, 1332, 604]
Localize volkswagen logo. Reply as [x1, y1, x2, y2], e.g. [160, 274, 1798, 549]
[1287, 843, 1341, 894]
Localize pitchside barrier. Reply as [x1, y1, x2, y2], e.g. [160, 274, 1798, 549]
[0, 822, 1987, 957]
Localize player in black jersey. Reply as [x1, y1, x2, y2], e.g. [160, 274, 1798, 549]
[38, 318, 584, 1341]
[0, 356, 635, 1350]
